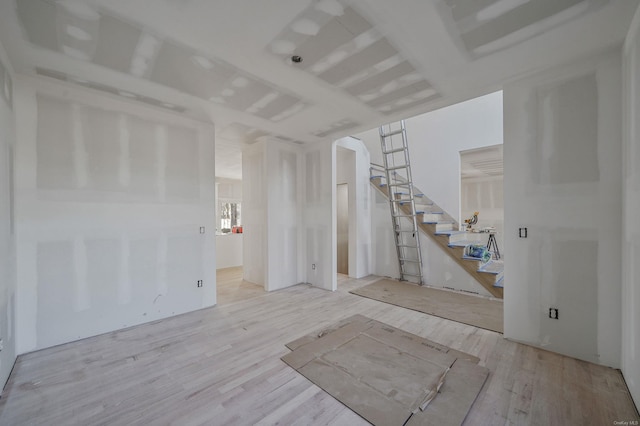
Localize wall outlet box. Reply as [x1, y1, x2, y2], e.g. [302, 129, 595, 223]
[312, 264, 316, 270]
[549, 308, 559, 319]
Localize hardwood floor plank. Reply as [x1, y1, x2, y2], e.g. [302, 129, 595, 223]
[0, 270, 636, 425]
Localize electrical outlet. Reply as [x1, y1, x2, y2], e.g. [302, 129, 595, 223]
[199, 226, 205, 234]
[197, 280, 203, 288]
[312, 264, 316, 270]
[549, 308, 558, 320]
[519, 227, 528, 238]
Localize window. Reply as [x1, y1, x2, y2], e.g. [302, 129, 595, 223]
[220, 201, 241, 233]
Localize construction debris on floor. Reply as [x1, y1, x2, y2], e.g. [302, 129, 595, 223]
[282, 314, 489, 426]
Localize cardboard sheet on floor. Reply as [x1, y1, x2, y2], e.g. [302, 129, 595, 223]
[350, 279, 504, 333]
[282, 315, 488, 426]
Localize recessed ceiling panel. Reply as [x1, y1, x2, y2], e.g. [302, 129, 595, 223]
[318, 38, 396, 86]
[268, 0, 440, 115]
[220, 123, 305, 145]
[17, 0, 308, 122]
[93, 14, 142, 73]
[443, 0, 609, 56]
[311, 119, 360, 138]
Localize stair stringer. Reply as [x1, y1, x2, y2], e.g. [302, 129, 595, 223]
[370, 175, 503, 299]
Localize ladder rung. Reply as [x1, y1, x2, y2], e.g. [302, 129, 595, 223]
[381, 129, 404, 138]
[400, 273, 422, 278]
[391, 198, 413, 203]
[382, 147, 407, 154]
[399, 258, 420, 263]
[395, 229, 417, 233]
[392, 214, 416, 218]
[397, 245, 418, 248]
[387, 182, 411, 187]
[386, 164, 409, 171]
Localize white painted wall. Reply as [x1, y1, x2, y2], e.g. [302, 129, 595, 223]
[622, 3, 640, 407]
[503, 50, 622, 367]
[14, 77, 216, 353]
[356, 91, 503, 223]
[215, 234, 243, 269]
[0, 44, 17, 390]
[334, 137, 372, 279]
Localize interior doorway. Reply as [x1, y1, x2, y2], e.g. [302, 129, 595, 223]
[459, 144, 504, 259]
[337, 183, 349, 274]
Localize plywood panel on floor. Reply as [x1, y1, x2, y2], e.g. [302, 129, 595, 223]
[282, 314, 489, 425]
[351, 278, 504, 333]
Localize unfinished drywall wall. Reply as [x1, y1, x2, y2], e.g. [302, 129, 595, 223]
[304, 141, 334, 290]
[266, 141, 304, 291]
[215, 234, 242, 269]
[503, 50, 622, 367]
[14, 77, 216, 353]
[242, 140, 304, 291]
[0, 44, 16, 390]
[622, 4, 640, 407]
[356, 91, 503, 223]
[334, 137, 372, 280]
[242, 143, 266, 286]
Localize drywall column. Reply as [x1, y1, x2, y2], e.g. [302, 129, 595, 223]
[503, 50, 622, 367]
[242, 140, 304, 291]
[303, 141, 334, 291]
[334, 137, 372, 279]
[266, 141, 304, 290]
[14, 77, 216, 353]
[622, 4, 640, 407]
[0, 46, 16, 389]
[242, 142, 266, 287]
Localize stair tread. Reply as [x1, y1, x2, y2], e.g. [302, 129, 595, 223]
[478, 261, 504, 275]
[434, 230, 465, 236]
[447, 240, 478, 247]
[423, 220, 454, 224]
[494, 276, 504, 288]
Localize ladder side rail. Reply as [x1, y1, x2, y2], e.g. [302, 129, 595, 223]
[400, 120, 424, 282]
[380, 125, 405, 279]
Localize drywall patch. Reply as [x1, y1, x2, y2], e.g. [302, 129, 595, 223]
[281, 150, 298, 202]
[305, 150, 321, 203]
[537, 73, 600, 185]
[128, 237, 158, 303]
[86, 238, 120, 307]
[128, 116, 158, 198]
[165, 125, 199, 201]
[36, 240, 75, 347]
[541, 237, 599, 363]
[36, 95, 75, 189]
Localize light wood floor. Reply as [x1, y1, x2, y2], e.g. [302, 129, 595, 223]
[0, 270, 637, 425]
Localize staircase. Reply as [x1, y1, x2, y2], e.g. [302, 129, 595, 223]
[370, 166, 504, 299]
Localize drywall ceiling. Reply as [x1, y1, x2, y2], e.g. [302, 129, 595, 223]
[461, 145, 503, 179]
[0, 0, 637, 179]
